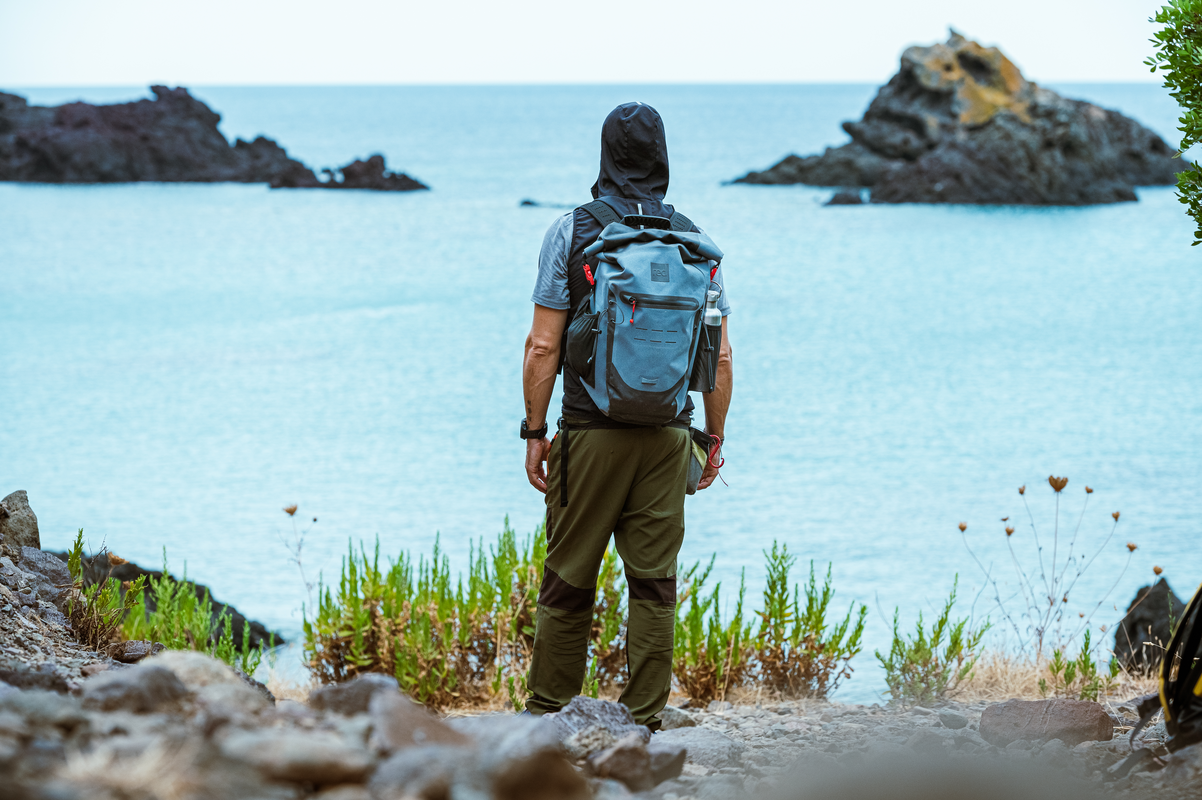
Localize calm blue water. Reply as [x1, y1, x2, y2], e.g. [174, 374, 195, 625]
[2, 84, 1200, 700]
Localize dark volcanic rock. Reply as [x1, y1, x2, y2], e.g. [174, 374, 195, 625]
[1116, 578, 1188, 670]
[734, 32, 1186, 205]
[273, 153, 428, 191]
[825, 189, 864, 205]
[0, 87, 427, 191]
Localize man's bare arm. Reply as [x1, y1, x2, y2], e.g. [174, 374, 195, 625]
[523, 304, 568, 493]
[698, 316, 732, 491]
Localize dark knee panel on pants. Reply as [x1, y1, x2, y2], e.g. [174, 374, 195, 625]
[626, 573, 676, 606]
[538, 566, 596, 612]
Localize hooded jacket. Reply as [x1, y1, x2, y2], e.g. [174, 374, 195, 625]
[562, 102, 696, 424]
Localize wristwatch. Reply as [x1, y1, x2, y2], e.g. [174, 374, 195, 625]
[520, 418, 549, 440]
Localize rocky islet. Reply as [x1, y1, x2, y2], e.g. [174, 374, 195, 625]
[0, 86, 427, 191]
[735, 32, 1187, 205]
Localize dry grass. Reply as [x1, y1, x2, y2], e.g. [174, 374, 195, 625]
[263, 670, 316, 703]
[956, 651, 1157, 705]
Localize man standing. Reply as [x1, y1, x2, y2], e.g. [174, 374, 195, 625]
[520, 102, 733, 728]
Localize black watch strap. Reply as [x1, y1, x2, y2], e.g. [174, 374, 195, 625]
[520, 419, 548, 440]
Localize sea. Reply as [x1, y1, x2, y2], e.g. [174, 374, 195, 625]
[2, 84, 1200, 702]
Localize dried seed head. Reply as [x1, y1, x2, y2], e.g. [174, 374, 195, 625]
[1154, 566, 1164, 576]
[958, 522, 967, 532]
[284, 505, 298, 516]
[1001, 517, 1009, 522]
[1019, 486, 1026, 495]
[1085, 486, 1094, 494]
[1005, 526, 1015, 536]
[1113, 511, 1121, 521]
[108, 553, 128, 566]
[1126, 542, 1137, 552]
[1100, 625, 1108, 633]
[1079, 612, 1085, 618]
[1048, 476, 1069, 492]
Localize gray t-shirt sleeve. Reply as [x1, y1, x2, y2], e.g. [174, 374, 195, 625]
[531, 213, 573, 310]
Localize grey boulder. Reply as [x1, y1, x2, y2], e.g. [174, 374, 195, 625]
[980, 698, 1114, 747]
[546, 696, 651, 745]
[309, 672, 399, 715]
[82, 664, 188, 712]
[659, 705, 698, 730]
[0, 491, 39, 558]
[587, 732, 652, 791]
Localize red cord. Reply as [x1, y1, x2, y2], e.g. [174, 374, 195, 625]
[708, 435, 724, 468]
[710, 266, 719, 281]
[629, 299, 637, 324]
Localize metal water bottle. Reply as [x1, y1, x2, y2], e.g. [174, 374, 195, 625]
[704, 289, 722, 329]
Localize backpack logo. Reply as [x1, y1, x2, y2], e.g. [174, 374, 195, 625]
[650, 262, 670, 282]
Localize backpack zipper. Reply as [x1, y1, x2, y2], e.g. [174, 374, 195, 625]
[618, 292, 700, 311]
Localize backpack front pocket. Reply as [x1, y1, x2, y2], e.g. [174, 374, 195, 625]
[607, 292, 700, 420]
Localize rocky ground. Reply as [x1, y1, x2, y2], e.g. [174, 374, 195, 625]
[4, 488, 1202, 799]
[0, 87, 427, 190]
[734, 32, 1186, 205]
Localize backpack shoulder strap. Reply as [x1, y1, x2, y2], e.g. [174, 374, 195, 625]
[580, 200, 622, 228]
[668, 210, 693, 232]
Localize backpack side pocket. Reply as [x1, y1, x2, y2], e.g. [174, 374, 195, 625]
[688, 318, 720, 394]
[565, 304, 602, 385]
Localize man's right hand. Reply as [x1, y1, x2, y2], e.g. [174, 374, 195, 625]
[525, 436, 552, 493]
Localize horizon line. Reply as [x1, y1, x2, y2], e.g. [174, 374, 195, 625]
[3, 79, 1169, 90]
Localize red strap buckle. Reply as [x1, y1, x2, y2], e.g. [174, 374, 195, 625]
[583, 263, 595, 286]
[710, 266, 719, 281]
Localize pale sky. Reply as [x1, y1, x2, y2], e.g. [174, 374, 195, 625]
[0, 0, 1171, 86]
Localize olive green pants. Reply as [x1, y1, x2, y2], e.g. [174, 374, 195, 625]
[525, 423, 690, 727]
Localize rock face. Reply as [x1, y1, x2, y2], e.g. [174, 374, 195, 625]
[0, 491, 40, 558]
[1115, 578, 1188, 670]
[979, 699, 1114, 747]
[0, 86, 428, 191]
[734, 32, 1185, 205]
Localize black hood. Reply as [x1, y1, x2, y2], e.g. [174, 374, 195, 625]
[590, 103, 670, 211]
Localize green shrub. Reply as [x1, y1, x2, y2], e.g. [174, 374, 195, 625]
[673, 557, 753, 703]
[876, 577, 989, 707]
[66, 530, 146, 650]
[123, 550, 268, 674]
[1038, 631, 1121, 701]
[755, 545, 868, 698]
[304, 518, 546, 708]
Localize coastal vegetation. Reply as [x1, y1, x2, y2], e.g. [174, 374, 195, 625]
[1148, 0, 1202, 242]
[300, 477, 1154, 711]
[65, 530, 268, 672]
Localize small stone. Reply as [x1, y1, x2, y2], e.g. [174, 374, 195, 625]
[659, 706, 698, 730]
[80, 663, 110, 678]
[587, 732, 652, 791]
[654, 727, 744, 769]
[708, 700, 733, 713]
[81, 664, 187, 713]
[309, 673, 399, 715]
[590, 777, 633, 799]
[980, 699, 1114, 747]
[109, 640, 165, 664]
[647, 739, 687, 784]
[220, 728, 374, 784]
[907, 728, 952, 754]
[368, 690, 469, 752]
[938, 710, 969, 729]
[313, 786, 372, 800]
[564, 723, 617, 760]
[369, 744, 465, 798]
[145, 650, 240, 690]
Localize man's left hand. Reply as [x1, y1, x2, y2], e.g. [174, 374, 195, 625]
[697, 444, 721, 491]
[525, 437, 552, 493]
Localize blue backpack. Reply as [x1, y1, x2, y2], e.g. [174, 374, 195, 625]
[564, 199, 724, 426]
